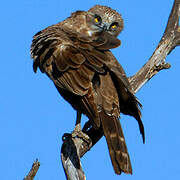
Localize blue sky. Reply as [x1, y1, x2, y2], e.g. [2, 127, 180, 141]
[1, 0, 180, 179]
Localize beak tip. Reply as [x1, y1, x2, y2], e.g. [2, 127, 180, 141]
[102, 25, 107, 31]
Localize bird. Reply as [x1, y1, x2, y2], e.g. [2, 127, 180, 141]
[30, 5, 145, 175]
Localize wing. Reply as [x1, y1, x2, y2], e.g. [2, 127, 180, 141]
[104, 50, 145, 143]
[31, 25, 93, 96]
[30, 21, 121, 94]
[31, 24, 144, 140]
[30, 23, 121, 126]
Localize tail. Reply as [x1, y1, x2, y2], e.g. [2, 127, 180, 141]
[100, 110, 132, 174]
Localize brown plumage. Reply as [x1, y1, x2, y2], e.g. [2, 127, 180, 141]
[30, 5, 145, 175]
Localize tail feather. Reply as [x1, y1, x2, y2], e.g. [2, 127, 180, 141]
[100, 110, 132, 174]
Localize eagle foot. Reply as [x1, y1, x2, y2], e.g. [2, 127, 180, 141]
[72, 124, 92, 147]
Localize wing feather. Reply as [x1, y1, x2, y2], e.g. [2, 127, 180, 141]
[104, 51, 145, 143]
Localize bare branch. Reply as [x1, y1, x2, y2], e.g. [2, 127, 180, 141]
[129, 0, 180, 92]
[128, 37, 172, 93]
[165, 0, 180, 33]
[61, 0, 180, 179]
[61, 134, 86, 180]
[24, 159, 40, 180]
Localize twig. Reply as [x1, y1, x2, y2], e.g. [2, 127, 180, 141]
[24, 159, 40, 180]
[61, 0, 180, 179]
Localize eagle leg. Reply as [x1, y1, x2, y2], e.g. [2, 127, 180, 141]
[72, 111, 92, 147]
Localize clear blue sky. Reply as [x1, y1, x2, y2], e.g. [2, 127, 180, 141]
[1, 0, 180, 179]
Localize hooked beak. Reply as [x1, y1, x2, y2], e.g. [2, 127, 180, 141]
[102, 24, 107, 31]
[97, 23, 108, 32]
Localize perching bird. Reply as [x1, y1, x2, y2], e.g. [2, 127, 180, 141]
[30, 5, 145, 175]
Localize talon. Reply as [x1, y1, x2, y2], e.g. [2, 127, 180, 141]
[72, 124, 92, 147]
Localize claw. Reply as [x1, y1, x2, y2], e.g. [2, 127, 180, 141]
[72, 124, 92, 147]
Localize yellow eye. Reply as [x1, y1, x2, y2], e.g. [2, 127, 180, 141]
[111, 24, 117, 29]
[110, 22, 118, 30]
[94, 15, 101, 24]
[94, 17, 99, 23]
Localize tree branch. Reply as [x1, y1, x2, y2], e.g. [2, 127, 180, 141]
[61, 134, 86, 180]
[61, 0, 180, 179]
[129, 0, 180, 93]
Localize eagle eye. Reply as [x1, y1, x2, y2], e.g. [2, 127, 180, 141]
[110, 22, 119, 30]
[94, 14, 102, 25]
